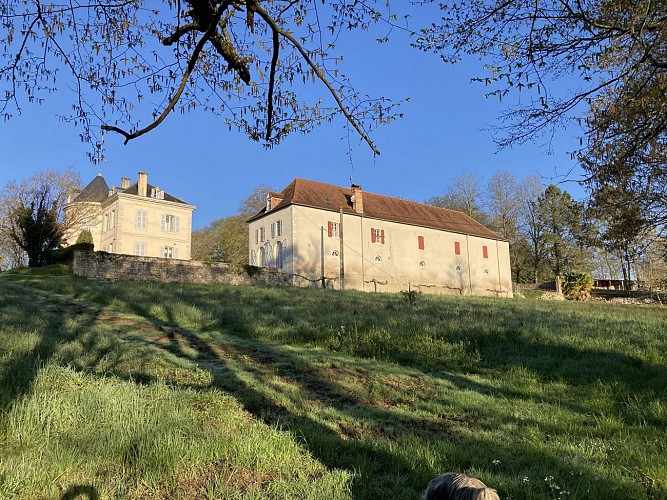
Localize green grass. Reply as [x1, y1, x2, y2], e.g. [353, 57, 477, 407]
[1, 266, 666, 499]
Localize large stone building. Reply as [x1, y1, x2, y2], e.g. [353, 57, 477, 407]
[64, 172, 195, 260]
[247, 178, 512, 297]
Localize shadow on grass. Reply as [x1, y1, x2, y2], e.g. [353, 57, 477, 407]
[0, 282, 101, 411]
[4, 275, 663, 498]
[118, 306, 643, 499]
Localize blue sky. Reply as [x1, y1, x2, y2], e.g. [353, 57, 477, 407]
[0, 7, 586, 230]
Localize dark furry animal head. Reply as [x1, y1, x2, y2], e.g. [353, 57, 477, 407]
[423, 472, 500, 500]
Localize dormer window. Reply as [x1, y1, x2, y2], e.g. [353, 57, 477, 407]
[266, 193, 272, 211]
[151, 188, 164, 199]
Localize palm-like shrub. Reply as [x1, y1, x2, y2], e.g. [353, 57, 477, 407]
[562, 270, 594, 300]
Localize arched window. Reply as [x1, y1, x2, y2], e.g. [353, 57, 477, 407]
[331, 249, 340, 258]
[250, 250, 257, 266]
[259, 247, 266, 267]
[275, 241, 283, 268]
[374, 255, 382, 263]
[419, 260, 426, 268]
[264, 243, 273, 267]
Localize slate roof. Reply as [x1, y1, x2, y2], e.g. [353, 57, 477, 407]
[70, 174, 188, 205]
[70, 173, 109, 203]
[120, 182, 188, 204]
[248, 178, 503, 240]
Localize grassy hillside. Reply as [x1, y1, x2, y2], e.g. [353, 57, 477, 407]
[1, 267, 666, 499]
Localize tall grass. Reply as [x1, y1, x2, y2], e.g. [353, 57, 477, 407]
[1, 267, 666, 499]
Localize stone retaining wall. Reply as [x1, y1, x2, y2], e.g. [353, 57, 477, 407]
[72, 251, 289, 286]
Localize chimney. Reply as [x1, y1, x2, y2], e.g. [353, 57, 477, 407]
[138, 172, 148, 197]
[351, 184, 364, 214]
[120, 177, 130, 189]
[266, 192, 283, 212]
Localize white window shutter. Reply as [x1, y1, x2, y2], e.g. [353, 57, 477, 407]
[173, 247, 179, 259]
[160, 245, 164, 257]
[160, 214, 166, 231]
[175, 216, 180, 233]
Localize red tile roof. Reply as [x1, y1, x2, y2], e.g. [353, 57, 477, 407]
[248, 178, 503, 240]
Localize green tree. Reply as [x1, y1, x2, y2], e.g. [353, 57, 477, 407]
[75, 229, 94, 246]
[192, 184, 277, 264]
[192, 215, 248, 265]
[1, 1, 406, 161]
[588, 182, 647, 288]
[416, 0, 667, 227]
[9, 193, 62, 267]
[0, 169, 81, 268]
[539, 185, 586, 277]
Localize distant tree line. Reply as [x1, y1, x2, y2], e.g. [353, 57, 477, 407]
[426, 170, 667, 288]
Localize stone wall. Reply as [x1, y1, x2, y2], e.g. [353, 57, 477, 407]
[72, 251, 289, 286]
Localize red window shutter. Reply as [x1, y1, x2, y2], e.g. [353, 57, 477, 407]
[454, 241, 461, 255]
[483, 245, 489, 259]
[371, 228, 376, 243]
[328, 221, 333, 237]
[418, 235, 424, 250]
[380, 229, 385, 244]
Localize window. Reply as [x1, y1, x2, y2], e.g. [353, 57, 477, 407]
[418, 235, 425, 250]
[455, 264, 462, 272]
[484, 268, 490, 274]
[331, 249, 340, 258]
[259, 246, 266, 266]
[150, 188, 164, 199]
[454, 241, 461, 255]
[419, 260, 426, 268]
[136, 210, 147, 230]
[271, 223, 276, 238]
[276, 220, 283, 236]
[161, 246, 178, 259]
[327, 221, 339, 237]
[483, 245, 489, 259]
[255, 229, 259, 244]
[104, 212, 113, 231]
[161, 214, 180, 233]
[134, 242, 146, 256]
[265, 243, 273, 267]
[374, 255, 383, 263]
[251, 250, 257, 265]
[371, 227, 385, 244]
[275, 241, 283, 268]
[260, 227, 266, 242]
[81, 216, 92, 231]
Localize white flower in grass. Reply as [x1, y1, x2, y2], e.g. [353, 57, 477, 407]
[492, 459, 502, 466]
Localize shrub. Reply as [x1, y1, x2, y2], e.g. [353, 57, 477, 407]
[44, 243, 94, 266]
[562, 270, 593, 300]
[75, 229, 94, 245]
[400, 288, 422, 305]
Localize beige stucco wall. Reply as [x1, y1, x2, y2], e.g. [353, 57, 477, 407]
[248, 206, 294, 274]
[249, 204, 513, 297]
[98, 193, 194, 260]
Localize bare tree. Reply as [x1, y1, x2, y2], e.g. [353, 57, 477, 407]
[1, 1, 408, 161]
[415, 0, 667, 228]
[426, 170, 488, 223]
[487, 170, 520, 240]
